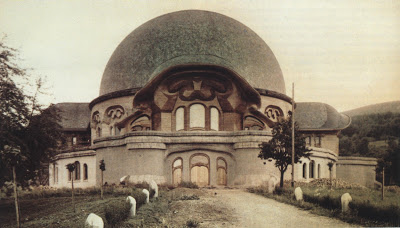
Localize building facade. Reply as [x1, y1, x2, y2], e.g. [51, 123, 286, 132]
[49, 10, 374, 188]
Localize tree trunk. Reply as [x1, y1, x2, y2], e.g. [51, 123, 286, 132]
[101, 170, 104, 200]
[329, 169, 332, 190]
[381, 168, 385, 200]
[71, 172, 75, 213]
[280, 170, 285, 188]
[13, 166, 20, 228]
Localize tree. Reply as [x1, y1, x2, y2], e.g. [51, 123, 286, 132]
[1, 145, 26, 228]
[99, 160, 106, 199]
[66, 163, 76, 212]
[258, 114, 311, 188]
[0, 38, 63, 186]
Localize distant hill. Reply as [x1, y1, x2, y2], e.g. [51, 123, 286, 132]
[343, 101, 400, 117]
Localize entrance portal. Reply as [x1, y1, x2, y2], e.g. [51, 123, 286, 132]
[190, 154, 210, 186]
[191, 166, 209, 187]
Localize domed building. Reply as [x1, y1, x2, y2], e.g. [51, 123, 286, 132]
[49, 10, 375, 188]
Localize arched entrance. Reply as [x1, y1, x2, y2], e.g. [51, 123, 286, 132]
[190, 154, 210, 187]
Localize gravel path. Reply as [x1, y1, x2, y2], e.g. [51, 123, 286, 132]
[211, 189, 352, 228]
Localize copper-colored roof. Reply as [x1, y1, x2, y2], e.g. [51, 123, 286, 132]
[100, 10, 285, 97]
[296, 102, 351, 131]
[55, 103, 90, 131]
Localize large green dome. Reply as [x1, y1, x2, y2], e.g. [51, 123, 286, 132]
[100, 10, 286, 96]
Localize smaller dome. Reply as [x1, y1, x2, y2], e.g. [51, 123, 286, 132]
[296, 102, 351, 130]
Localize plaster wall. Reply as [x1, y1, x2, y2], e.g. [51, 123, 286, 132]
[49, 151, 96, 188]
[321, 134, 339, 155]
[95, 146, 166, 185]
[260, 95, 291, 117]
[91, 95, 134, 140]
[336, 156, 377, 187]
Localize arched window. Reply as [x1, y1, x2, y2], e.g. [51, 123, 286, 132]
[55, 167, 58, 183]
[97, 127, 102, 137]
[217, 158, 227, 186]
[172, 158, 183, 185]
[115, 127, 120, 135]
[131, 115, 151, 131]
[309, 160, 315, 179]
[303, 163, 307, 179]
[189, 104, 205, 129]
[53, 163, 56, 184]
[83, 164, 88, 180]
[110, 126, 113, 136]
[243, 116, 264, 130]
[318, 164, 321, 179]
[74, 161, 80, 180]
[175, 107, 185, 131]
[210, 107, 219, 131]
[68, 169, 72, 181]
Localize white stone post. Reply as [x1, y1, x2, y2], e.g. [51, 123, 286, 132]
[142, 189, 150, 203]
[126, 196, 136, 217]
[85, 213, 104, 228]
[294, 187, 303, 201]
[341, 193, 352, 213]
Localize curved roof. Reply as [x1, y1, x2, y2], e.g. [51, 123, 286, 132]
[100, 10, 285, 96]
[296, 102, 351, 131]
[55, 103, 90, 131]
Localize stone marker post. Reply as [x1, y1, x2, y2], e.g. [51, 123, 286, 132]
[85, 213, 104, 228]
[142, 189, 150, 203]
[341, 193, 352, 213]
[126, 196, 136, 217]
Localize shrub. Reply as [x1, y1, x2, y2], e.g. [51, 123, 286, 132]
[159, 183, 175, 191]
[126, 181, 149, 189]
[131, 188, 147, 209]
[351, 201, 400, 227]
[185, 219, 200, 228]
[303, 194, 341, 210]
[178, 181, 199, 189]
[273, 187, 292, 196]
[179, 194, 200, 200]
[104, 200, 131, 227]
[149, 188, 155, 198]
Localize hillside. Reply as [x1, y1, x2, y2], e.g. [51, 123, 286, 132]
[343, 101, 400, 117]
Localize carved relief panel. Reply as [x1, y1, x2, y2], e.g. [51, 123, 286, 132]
[265, 105, 283, 123]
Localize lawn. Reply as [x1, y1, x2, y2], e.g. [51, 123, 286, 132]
[0, 196, 127, 228]
[248, 179, 400, 227]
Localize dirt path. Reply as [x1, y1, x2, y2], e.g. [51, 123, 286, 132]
[165, 188, 352, 228]
[211, 189, 352, 228]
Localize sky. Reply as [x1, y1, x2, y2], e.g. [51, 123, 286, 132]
[0, 0, 399, 112]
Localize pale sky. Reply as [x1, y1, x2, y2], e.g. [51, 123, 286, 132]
[1, 0, 399, 112]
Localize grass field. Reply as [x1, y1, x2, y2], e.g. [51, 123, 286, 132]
[248, 179, 400, 227]
[0, 196, 126, 227]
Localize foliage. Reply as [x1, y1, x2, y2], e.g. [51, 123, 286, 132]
[65, 163, 75, 173]
[185, 219, 200, 228]
[104, 200, 131, 227]
[179, 194, 200, 200]
[0, 39, 63, 186]
[258, 114, 311, 187]
[178, 181, 199, 189]
[339, 112, 400, 185]
[99, 159, 106, 171]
